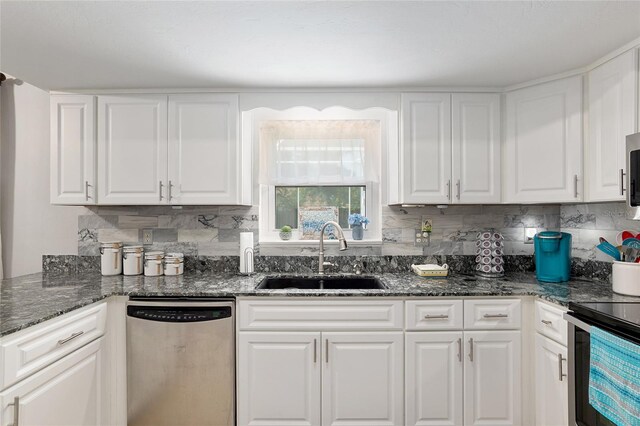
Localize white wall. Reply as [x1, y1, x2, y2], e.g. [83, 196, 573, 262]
[1, 79, 83, 278]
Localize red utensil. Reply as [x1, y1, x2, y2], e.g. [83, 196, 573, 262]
[622, 231, 635, 241]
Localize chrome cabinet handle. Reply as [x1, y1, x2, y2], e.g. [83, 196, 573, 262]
[168, 180, 173, 201]
[8, 396, 19, 426]
[457, 338, 462, 362]
[483, 313, 508, 318]
[313, 339, 317, 364]
[541, 319, 553, 326]
[58, 331, 84, 345]
[424, 314, 449, 319]
[574, 175, 579, 198]
[456, 179, 461, 200]
[558, 353, 567, 381]
[446, 180, 451, 200]
[325, 339, 329, 364]
[468, 338, 474, 362]
[85, 181, 91, 201]
[159, 181, 164, 201]
[620, 169, 626, 195]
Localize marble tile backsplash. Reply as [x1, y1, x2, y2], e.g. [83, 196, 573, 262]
[560, 202, 640, 261]
[77, 204, 562, 257]
[75, 203, 635, 260]
[380, 204, 560, 256]
[78, 205, 258, 257]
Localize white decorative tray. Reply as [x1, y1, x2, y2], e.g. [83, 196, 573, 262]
[411, 263, 449, 278]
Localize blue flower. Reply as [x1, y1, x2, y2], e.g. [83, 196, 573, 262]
[348, 213, 370, 226]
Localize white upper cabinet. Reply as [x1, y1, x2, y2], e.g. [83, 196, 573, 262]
[398, 93, 501, 205]
[168, 94, 241, 205]
[54, 92, 247, 205]
[400, 93, 453, 204]
[504, 76, 583, 203]
[50, 95, 96, 205]
[452, 94, 501, 204]
[97, 95, 168, 205]
[586, 49, 639, 202]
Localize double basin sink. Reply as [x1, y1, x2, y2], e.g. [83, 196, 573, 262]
[256, 276, 386, 290]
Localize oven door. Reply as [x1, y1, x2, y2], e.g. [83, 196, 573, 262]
[566, 314, 616, 426]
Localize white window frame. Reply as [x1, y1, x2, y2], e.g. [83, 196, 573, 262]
[252, 106, 391, 246]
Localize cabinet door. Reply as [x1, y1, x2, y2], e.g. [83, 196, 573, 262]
[452, 93, 501, 204]
[97, 95, 168, 204]
[0, 338, 104, 426]
[534, 334, 568, 426]
[238, 332, 321, 426]
[504, 76, 583, 203]
[50, 95, 96, 204]
[406, 332, 463, 426]
[464, 331, 521, 426]
[168, 94, 240, 205]
[322, 332, 403, 426]
[401, 93, 452, 204]
[586, 49, 638, 202]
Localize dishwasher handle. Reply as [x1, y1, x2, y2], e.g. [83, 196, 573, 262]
[127, 305, 232, 323]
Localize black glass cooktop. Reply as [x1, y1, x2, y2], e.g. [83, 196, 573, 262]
[569, 302, 640, 341]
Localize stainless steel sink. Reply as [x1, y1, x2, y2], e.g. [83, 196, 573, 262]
[256, 276, 386, 290]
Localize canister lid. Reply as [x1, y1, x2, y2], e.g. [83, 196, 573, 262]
[145, 251, 165, 259]
[123, 245, 144, 252]
[165, 252, 184, 263]
[100, 241, 123, 249]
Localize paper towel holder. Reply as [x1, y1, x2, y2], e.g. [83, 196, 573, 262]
[242, 247, 254, 275]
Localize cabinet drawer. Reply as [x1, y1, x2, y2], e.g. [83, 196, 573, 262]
[535, 301, 567, 346]
[463, 299, 521, 330]
[0, 303, 107, 390]
[405, 300, 463, 330]
[238, 299, 403, 331]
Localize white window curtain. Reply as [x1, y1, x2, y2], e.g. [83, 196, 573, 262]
[259, 120, 380, 185]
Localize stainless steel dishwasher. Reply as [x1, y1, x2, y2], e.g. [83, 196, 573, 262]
[126, 298, 235, 426]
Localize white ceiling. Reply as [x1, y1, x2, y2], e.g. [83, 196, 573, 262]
[1, 1, 640, 90]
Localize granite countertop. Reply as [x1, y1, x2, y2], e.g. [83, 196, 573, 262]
[1, 271, 638, 337]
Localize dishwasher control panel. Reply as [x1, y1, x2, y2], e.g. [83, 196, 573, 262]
[127, 306, 232, 322]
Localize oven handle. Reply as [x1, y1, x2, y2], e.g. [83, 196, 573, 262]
[564, 313, 591, 333]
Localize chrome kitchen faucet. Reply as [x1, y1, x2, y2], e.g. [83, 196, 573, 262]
[318, 221, 348, 274]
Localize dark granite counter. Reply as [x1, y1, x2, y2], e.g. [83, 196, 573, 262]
[1, 271, 638, 337]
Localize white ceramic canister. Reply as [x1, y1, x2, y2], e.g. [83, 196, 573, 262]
[123, 245, 144, 276]
[99, 242, 123, 276]
[164, 253, 184, 276]
[144, 251, 165, 277]
[612, 261, 640, 296]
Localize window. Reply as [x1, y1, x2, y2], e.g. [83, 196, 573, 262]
[275, 185, 366, 230]
[252, 106, 391, 244]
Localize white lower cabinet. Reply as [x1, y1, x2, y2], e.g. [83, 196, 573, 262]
[406, 330, 521, 426]
[323, 332, 403, 426]
[238, 332, 321, 426]
[237, 329, 403, 426]
[0, 338, 105, 426]
[406, 332, 463, 426]
[534, 334, 568, 426]
[238, 298, 526, 426]
[463, 331, 522, 426]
